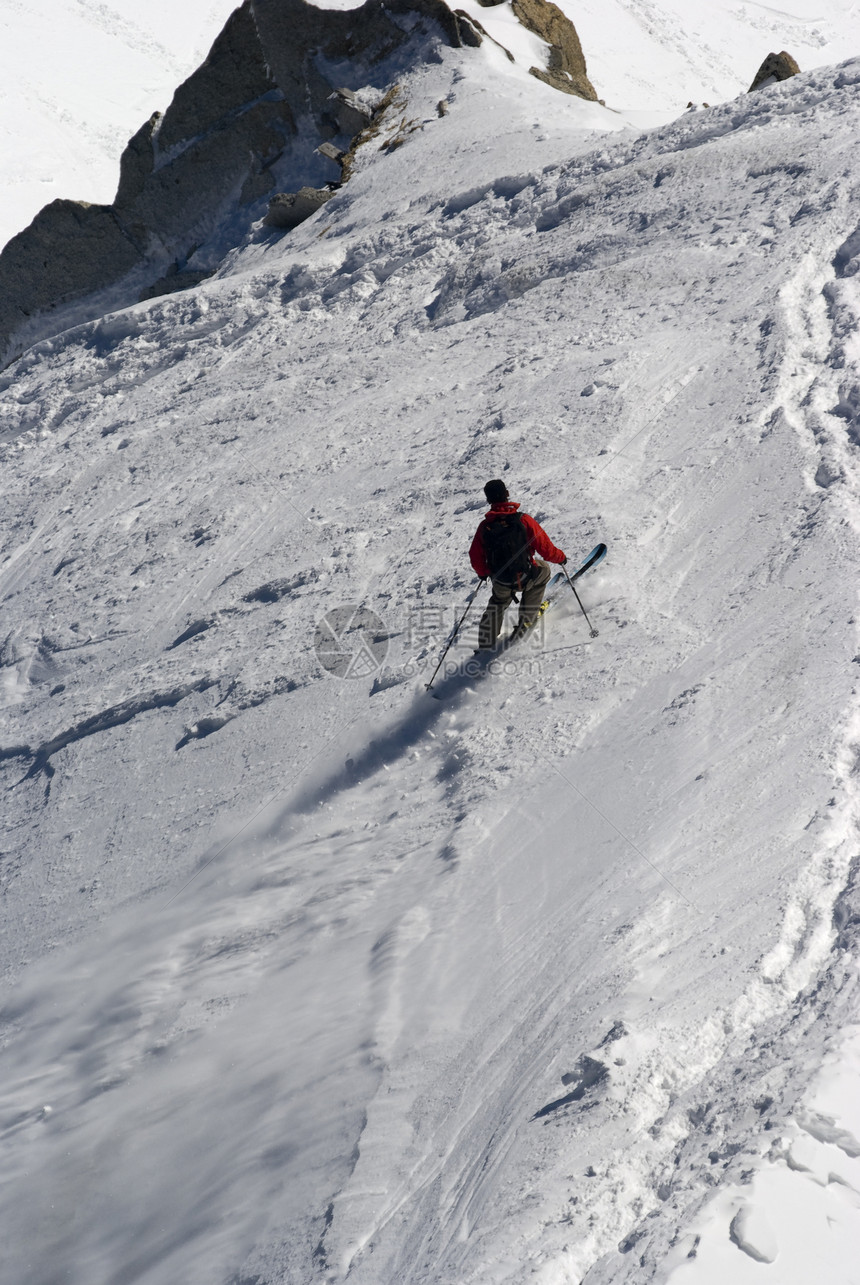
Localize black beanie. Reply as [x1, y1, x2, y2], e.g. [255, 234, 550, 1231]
[484, 479, 508, 504]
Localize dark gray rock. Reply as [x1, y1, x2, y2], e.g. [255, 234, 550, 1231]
[114, 113, 161, 209]
[452, 10, 492, 51]
[264, 187, 334, 230]
[317, 141, 346, 166]
[452, 10, 484, 47]
[329, 88, 373, 136]
[156, 3, 275, 152]
[0, 201, 144, 353]
[1, 0, 474, 366]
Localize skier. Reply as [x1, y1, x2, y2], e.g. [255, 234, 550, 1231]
[469, 479, 567, 650]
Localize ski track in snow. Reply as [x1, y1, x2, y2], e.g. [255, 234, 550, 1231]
[2, 42, 860, 1285]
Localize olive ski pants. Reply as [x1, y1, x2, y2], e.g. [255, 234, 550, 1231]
[477, 561, 551, 649]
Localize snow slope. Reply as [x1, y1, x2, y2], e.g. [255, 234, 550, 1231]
[568, 0, 860, 111]
[3, 24, 860, 1285]
[0, 0, 239, 250]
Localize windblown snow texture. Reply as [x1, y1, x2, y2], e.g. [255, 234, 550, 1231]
[2, 22, 860, 1285]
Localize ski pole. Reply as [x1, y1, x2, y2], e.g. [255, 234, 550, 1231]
[425, 579, 485, 691]
[562, 564, 599, 638]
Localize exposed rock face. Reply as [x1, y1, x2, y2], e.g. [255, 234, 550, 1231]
[317, 141, 347, 166]
[748, 51, 801, 92]
[215, 0, 474, 127]
[454, 11, 511, 60]
[511, 0, 597, 100]
[115, 114, 161, 211]
[114, 5, 295, 254]
[0, 201, 143, 336]
[329, 88, 374, 137]
[264, 187, 334, 229]
[155, 4, 275, 153]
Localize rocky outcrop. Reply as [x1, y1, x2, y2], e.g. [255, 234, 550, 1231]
[511, 0, 597, 100]
[114, 4, 296, 252]
[748, 51, 801, 92]
[0, 0, 479, 368]
[264, 188, 334, 229]
[0, 201, 144, 343]
[155, 4, 275, 154]
[328, 88, 374, 137]
[453, 11, 512, 61]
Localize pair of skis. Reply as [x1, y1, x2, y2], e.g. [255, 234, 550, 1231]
[425, 543, 606, 690]
[505, 541, 605, 647]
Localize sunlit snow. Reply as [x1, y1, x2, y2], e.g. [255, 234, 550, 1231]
[2, 5, 860, 1285]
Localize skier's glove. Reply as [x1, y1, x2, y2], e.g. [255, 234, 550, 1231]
[560, 556, 567, 565]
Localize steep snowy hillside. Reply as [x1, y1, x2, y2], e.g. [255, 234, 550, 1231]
[568, 0, 860, 111]
[0, 0, 239, 250]
[3, 27, 860, 1285]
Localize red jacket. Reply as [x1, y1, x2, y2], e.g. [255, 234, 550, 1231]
[469, 501, 566, 579]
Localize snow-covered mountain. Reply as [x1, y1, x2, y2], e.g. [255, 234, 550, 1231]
[8, 0, 860, 256]
[2, 3, 860, 1284]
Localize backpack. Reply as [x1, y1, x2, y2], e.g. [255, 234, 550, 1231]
[482, 512, 533, 585]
